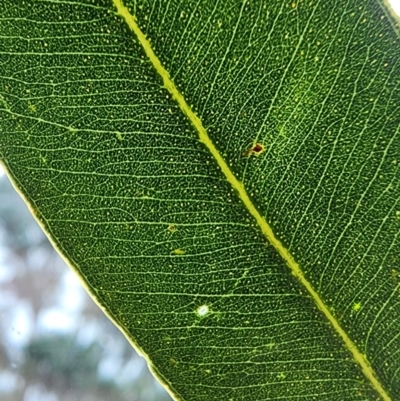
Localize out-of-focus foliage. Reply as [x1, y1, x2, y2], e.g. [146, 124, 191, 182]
[0, 172, 172, 401]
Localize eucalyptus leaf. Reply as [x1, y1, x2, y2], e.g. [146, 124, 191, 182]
[1, 1, 400, 400]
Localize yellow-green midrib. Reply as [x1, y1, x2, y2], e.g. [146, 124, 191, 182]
[111, 1, 392, 400]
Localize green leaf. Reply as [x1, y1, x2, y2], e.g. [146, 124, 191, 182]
[1, 0, 399, 400]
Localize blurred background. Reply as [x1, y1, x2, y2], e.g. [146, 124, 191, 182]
[0, 165, 172, 401]
[389, 0, 400, 15]
[0, 2, 399, 400]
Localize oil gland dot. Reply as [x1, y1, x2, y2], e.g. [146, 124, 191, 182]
[172, 248, 185, 255]
[196, 304, 210, 317]
[168, 224, 177, 233]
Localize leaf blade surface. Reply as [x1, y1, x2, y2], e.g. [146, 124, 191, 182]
[0, 0, 399, 400]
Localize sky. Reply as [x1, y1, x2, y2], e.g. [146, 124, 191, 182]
[390, 0, 400, 15]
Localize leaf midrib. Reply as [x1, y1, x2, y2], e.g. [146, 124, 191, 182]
[112, 1, 392, 400]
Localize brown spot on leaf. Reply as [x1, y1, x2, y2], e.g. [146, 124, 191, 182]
[243, 143, 265, 157]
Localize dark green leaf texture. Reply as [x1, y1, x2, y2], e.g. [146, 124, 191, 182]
[1, 1, 400, 400]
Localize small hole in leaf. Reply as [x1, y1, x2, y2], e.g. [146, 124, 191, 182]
[196, 304, 210, 317]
